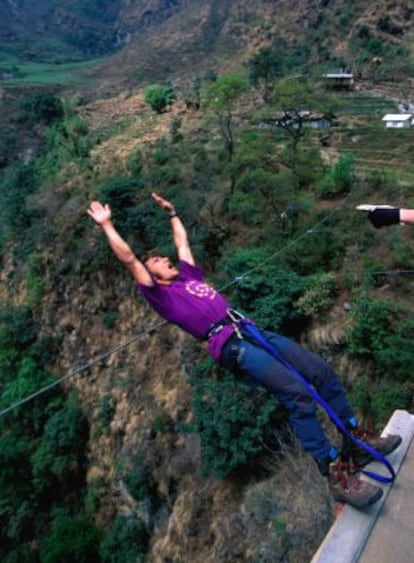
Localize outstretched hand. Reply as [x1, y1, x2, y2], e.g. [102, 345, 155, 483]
[87, 201, 111, 225]
[356, 204, 400, 229]
[151, 192, 175, 213]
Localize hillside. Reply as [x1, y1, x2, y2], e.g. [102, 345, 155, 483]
[2, 0, 413, 89]
[0, 0, 196, 62]
[74, 0, 414, 94]
[1, 1, 414, 562]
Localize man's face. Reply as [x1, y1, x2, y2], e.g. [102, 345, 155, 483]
[144, 255, 179, 281]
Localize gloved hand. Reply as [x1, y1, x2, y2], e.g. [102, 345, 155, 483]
[356, 205, 401, 229]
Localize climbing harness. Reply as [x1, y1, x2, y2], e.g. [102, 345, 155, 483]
[224, 309, 396, 484]
[2, 183, 408, 421]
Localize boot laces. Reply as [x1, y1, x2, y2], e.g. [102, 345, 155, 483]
[334, 460, 363, 491]
[353, 427, 375, 439]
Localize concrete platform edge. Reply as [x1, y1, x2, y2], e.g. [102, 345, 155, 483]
[311, 410, 414, 563]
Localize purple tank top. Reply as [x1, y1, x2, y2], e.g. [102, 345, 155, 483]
[137, 260, 234, 361]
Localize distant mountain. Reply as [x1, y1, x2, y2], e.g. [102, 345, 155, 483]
[0, 0, 192, 60]
[1, 0, 412, 95]
[87, 0, 414, 93]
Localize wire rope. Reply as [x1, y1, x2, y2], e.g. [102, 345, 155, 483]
[0, 320, 166, 417]
[1, 181, 406, 417]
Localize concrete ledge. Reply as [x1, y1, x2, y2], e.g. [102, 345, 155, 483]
[311, 410, 414, 563]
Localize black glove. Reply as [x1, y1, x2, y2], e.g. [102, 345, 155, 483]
[368, 208, 400, 228]
[356, 205, 401, 229]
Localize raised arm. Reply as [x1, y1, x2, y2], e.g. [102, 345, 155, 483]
[357, 204, 414, 228]
[151, 192, 195, 265]
[87, 201, 154, 286]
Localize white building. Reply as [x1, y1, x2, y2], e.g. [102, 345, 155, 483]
[382, 114, 413, 129]
[323, 73, 354, 90]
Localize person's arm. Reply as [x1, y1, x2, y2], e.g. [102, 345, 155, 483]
[151, 192, 195, 265]
[356, 204, 414, 228]
[400, 209, 414, 224]
[87, 201, 154, 286]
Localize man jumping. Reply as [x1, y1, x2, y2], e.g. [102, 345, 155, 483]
[88, 192, 401, 509]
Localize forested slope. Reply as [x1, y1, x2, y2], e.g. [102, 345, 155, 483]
[0, 1, 414, 561]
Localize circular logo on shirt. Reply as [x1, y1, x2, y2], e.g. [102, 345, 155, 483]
[185, 281, 217, 300]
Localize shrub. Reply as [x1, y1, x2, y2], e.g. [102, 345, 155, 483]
[31, 391, 89, 494]
[169, 117, 183, 143]
[376, 319, 414, 381]
[98, 393, 116, 429]
[0, 130, 18, 168]
[2, 545, 34, 563]
[125, 148, 143, 176]
[0, 306, 37, 349]
[40, 508, 101, 563]
[317, 152, 356, 197]
[0, 163, 39, 240]
[144, 82, 175, 113]
[124, 453, 155, 502]
[227, 191, 260, 224]
[389, 232, 414, 269]
[187, 360, 283, 478]
[24, 252, 46, 306]
[371, 382, 412, 426]
[220, 248, 305, 331]
[285, 218, 345, 274]
[20, 92, 64, 125]
[99, 516, 148, 563]
[247, 37, 287, 101]
[346, 296, 398, 361]
[99, 176, 145, 237]
[236, 169, 298, 218]
[0, 357, 55, 427]
[295, 272, 338, 318]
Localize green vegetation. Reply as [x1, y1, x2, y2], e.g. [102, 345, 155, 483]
[144, 81, 176, 113]
[0, 303, 96, 561]
[1, 7, 414, 558]
[0, 59, 101, 87]
[202, 73, 250, 163]
[99, 516, 148, 563]
[187, 360, 284, 478]
[39, 509, 101, 563]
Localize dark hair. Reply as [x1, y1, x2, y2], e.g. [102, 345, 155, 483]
[141, 249, 164, 264]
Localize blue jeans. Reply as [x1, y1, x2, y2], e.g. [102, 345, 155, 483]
[220, 327, 354, 463]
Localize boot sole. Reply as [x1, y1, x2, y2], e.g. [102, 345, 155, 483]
[334, 487, 383, 510]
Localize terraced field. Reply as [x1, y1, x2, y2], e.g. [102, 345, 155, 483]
[329, 91, 414, 182]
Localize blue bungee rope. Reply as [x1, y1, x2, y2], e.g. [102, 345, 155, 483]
[232, 314, 395, 484]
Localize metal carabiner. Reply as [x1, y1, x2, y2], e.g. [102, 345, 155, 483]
[226, 308, 244, 339]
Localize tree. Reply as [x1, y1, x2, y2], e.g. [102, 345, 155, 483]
[99, 176, 145, 237]
[187, 361, 281, 478]
[247, 37, 287, 102]
[181, 75, 202, 110]
[271, 79, 336, 157]
[100, 516, 148, 563]
[144, 82, 175, 113]
[40, 509, 101, 563]
[219, 248, 304, 330]
[19, 92, 64, 125]
[31, 390, 89, 496]
[0, 163, 39, 241]
[318, 152, 356, 197]
[202, 73, 250, 164]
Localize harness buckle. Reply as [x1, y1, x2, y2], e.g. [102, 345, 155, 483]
[227, 309, 244, 339]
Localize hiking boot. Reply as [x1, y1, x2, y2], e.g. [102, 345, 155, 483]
[349, 427, 402, 469]
[328, 460, 383, 509]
